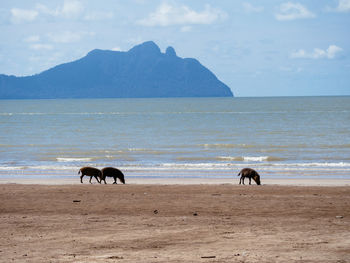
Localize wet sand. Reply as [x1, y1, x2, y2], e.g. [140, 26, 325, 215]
[1, 183, 349, 262]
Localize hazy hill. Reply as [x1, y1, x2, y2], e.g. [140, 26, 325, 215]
[0, 41, 233, 99]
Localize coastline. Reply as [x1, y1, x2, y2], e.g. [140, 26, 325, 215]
[1, 177, 350, 186]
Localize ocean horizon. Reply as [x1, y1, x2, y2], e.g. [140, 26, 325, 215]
[1, 96, 349, 181]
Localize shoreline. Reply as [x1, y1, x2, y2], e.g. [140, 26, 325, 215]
[1, 177, 350, 186]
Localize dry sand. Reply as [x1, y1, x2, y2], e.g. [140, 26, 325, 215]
[0, 183, 349, 262]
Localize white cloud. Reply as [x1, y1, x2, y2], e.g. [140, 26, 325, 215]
[9, 1, 115, 23]
[111, 46, 122, 51]
[29, 43, 54, 50]
[84, 11, 114, 21]
[334, 0, 350, 12]
[137, 3, 226, 26]
[243, 3, 264, 13]
[327, 45, 344, 58]
[48, 31, 81, 43]
[36, 0, 84, 18]
[11, 8, 38, 23]
[35, 3, 60, 16]
[61, 0, 84, 18]
[290, 45, 343, 59]
[275, 2, 315, 21]
[47, 31, 95, 43]
[10, 1, 83, 23]
[24, 35, 40, 43]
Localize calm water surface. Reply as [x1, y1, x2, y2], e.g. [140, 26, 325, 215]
[0, 97, 349, 180]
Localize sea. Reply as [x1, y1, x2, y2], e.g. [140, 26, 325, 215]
[0, 96, 349, 181]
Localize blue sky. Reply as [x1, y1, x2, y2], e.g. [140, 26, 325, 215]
[0, 0, 349, 96]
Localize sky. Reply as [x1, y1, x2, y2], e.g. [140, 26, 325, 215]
[0, 0, 349, 97]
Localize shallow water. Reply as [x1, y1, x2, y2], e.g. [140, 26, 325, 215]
[1, 96, 349, 180]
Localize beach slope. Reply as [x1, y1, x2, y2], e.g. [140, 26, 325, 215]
[1, 184, 349, 262]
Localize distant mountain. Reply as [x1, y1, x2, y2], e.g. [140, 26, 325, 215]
[0, 41, 233, 99]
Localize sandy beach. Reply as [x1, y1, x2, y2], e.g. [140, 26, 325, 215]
[1, 182, 349, 262]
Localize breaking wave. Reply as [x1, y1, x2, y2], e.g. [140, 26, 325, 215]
[218, 156, 285, 162]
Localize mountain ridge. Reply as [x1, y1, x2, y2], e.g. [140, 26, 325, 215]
[0, 41, 233, 99]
